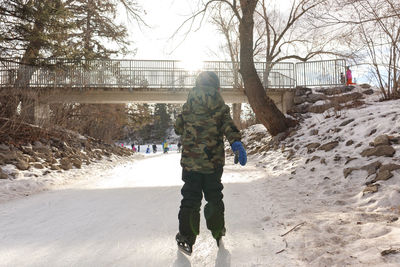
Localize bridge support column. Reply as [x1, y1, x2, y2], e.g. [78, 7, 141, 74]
[34, 102, 50, 126]
[281, 91, 295, 114]
[20, 95, 36, 123]
[18, 92, 50, 126]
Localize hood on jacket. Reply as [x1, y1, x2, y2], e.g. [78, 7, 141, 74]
[195, 71, 220, 89]
[186, 85, 225, 114]
[184, 71, 225, 114]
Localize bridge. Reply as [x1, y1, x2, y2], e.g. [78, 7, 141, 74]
[0, 58, 346, 119]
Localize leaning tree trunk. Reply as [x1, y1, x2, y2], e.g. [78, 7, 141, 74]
[239, 0, 295, 136]
[232, 103, 242, 129]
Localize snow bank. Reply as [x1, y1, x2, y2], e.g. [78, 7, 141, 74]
[240, 89, 400, 265]
[0, 154, 143, 203]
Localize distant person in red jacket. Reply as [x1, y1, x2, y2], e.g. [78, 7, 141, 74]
[346, 66, 353, 85]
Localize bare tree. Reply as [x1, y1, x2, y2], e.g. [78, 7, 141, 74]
[210, 3, 243, 128]
[236, 0, 294, 135]
[254, 0, 337, 81]
[352, 0, 399, 99]
[210, 0, 341, 131]
[319, 0, 399, 99]
[175, 0, 296, 135]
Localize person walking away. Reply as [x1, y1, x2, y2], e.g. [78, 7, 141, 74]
[146, 145, 150, 154]
[174, 71, 247, 255]
[163, 141, 169, 153]
[346, 66, 353, 85]
[340, 72, 345, 85]
[177, 142, 182, 153]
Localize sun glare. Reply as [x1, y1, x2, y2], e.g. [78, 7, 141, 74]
[181, 57, 204, 72]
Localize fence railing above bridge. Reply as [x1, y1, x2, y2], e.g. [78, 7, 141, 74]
[0, 59, 345, 90]
[296, 59, 347, 87]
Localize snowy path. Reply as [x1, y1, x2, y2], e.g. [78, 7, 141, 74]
[0, 153, 295, 267]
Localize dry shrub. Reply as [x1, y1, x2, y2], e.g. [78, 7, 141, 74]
[0, 118, 58, 145]
[50, 103, 127, 143]
[0, 87, 47, 142]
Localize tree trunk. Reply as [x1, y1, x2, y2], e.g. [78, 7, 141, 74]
[5, 28, 42, 120]
[239, 0, 295, 136]
[14, 29, 43, 123]
[232, 60, 242, 129]
[12, 2, 46, 122]
[232, 103, 242, 129]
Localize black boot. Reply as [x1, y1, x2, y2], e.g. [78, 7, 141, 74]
[214, 227, 226, 247]
[176, 232, 193, 256]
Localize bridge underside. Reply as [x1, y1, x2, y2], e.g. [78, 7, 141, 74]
[66, 88, 290, 113]
[0, 86, 295, 124]
[40, 87, 250, 104]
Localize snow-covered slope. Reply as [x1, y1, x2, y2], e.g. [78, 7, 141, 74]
[240, 94, 400, 266]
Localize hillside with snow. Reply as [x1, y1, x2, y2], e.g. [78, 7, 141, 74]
[239, 92, 400, 266]
[0, 85, 400, 266]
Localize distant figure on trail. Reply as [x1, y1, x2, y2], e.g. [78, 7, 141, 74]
[163, 141, 169, 153]
[340, 72, 345, 85]
[174, 71, 247, 256]
[131, 143, 136, 152]
[146, 145, 150, 154]
[346, 66, 353, 85]
[137, 145, 140, 153]
[152, 144, 157, 153]
[177, 142, 182, 153]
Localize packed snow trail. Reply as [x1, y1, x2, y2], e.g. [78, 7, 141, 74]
[0, 153, 296, 267]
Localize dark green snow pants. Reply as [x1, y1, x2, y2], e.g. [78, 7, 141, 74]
[178, 168, 225, 245]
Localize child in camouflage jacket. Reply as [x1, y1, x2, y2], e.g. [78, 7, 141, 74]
[174, 71, 247, 255]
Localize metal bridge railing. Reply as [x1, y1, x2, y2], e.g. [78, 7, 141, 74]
[296, 59, 346, 87]
[0, 59, 296, 90]
[0, 58, 346, 90]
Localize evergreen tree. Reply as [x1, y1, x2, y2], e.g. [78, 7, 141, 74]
[0, 0, 144, 121]
[0, 0, 143, 60]
[0, 0, 72, 61]
[66, 0, 140, 59]
[126, 104, 153, 129]
[153, 104, 170, 141]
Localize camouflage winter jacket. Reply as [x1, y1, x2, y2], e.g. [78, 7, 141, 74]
[174, 85, 241, 174]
